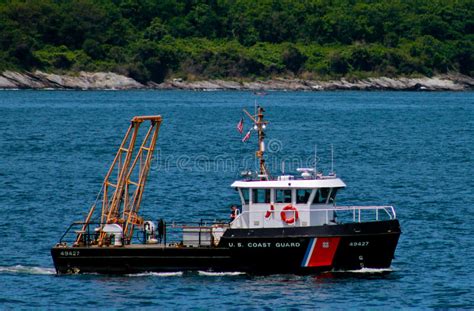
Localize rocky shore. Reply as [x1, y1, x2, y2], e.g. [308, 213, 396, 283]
[1, 70, 473, 91]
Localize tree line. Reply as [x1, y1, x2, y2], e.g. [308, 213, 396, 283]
[0, 0, 472, 82]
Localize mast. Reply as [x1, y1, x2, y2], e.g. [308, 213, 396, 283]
[243, 106, 269, 179]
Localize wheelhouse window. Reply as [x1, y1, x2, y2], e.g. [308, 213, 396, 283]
[296, 189, 312, 204]
[313, 188, 333, 204]
[329, 188, 339, 204]
[275, 189, 292, 203]
[252, 189, 271, 203]
[240, 188, 249, 204]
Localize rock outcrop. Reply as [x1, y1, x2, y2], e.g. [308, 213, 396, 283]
[0, 70, 143, 90]
[157, 75, 474, 91]
[1, 70, 472, 91]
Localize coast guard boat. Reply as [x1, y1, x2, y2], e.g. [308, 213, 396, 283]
[51, 107, 401, 274]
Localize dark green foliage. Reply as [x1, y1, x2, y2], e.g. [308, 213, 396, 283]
[330, 52, 350, 75]
[0, 0, 472, 79]
[185, 47, 265, 78]
[144, 18, 169, 41]
[454, 38, 474, 76]
[282, 45, 307, 74]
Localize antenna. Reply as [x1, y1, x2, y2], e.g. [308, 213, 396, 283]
[330, 143, 334, 175]
[314, 145, 317, 174]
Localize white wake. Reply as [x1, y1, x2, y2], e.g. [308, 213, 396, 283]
[125, 271, 184, 277]
[334, 267, 393, 273]
[0, 265, 56, 275]
[197, 271, 246, 276]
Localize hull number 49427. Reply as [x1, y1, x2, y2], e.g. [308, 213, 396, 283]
[349, 241, 369, 247]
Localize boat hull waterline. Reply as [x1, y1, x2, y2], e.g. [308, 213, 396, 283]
[52, 220, 400, 275]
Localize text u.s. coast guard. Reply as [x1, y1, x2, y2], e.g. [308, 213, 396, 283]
[227, 242, 301, 248]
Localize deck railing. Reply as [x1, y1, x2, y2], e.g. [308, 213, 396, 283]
[57, 206, 396, 247]
[231, 205, 396, 228]
[57, 219, 229, 248]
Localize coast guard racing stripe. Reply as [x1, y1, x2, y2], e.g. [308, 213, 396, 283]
[301, 237, 341, 267]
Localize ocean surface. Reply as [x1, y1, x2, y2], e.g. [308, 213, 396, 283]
[0, 90, 472, 309]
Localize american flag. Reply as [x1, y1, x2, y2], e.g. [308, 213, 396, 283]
[242, 130, 251, 142]
[236, 117, 244, 133]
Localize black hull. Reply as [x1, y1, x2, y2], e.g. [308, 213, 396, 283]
[51, 220, 401, 275]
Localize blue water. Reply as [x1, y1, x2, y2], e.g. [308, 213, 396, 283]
[0, 90, 473, 309]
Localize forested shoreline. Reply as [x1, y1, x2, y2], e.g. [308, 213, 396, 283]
[0, 0, 472, 84]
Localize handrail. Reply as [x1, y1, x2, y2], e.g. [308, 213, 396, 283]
[335, 205, 396, 221]
[170, 219, 229, 228]
[58, 222, 111, 246]
[231, 205, 396, 227]
[59, 219, 231, 247]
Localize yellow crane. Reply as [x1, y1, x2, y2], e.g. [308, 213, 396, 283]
[75, 116, 162, 246]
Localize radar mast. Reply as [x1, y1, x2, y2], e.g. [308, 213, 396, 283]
[243, 106, 269, 180]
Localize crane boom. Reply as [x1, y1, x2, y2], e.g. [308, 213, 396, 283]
[75, 116, 162, 246]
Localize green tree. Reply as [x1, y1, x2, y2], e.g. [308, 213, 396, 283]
[282, 45, 307, 74]
[0, 0, 471, 78]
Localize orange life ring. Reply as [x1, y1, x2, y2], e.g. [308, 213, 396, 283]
[280, 205, 299, 224]
[265, 204, 275, 218]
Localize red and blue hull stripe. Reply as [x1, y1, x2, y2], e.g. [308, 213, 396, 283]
[301, 237, 341, 267]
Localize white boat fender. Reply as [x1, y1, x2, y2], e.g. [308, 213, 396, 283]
[265, 204, 275, 218]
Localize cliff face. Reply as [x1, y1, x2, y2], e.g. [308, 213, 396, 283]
[156, 75, 474, 91]
[0, 71, 144, 90]
[1, 70, 473, 91]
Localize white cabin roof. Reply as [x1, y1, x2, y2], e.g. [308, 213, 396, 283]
[231, 177, 346, 189]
